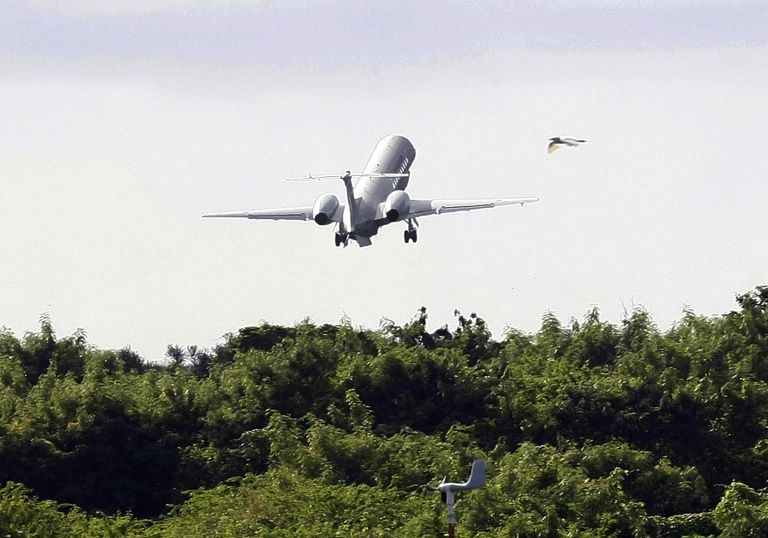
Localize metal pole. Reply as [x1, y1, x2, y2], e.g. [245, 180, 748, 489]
[445, 490, 457, 538]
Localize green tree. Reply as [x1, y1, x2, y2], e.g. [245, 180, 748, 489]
[713, 481, 768, 537]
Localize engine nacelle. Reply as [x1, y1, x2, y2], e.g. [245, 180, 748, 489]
[312, 193, 340, 225]
[384, 190, 411, 222]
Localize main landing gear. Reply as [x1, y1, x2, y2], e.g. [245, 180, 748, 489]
[404, 219, 418, 243]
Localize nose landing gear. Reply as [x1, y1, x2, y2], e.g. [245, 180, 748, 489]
[335, 231, 349, 247]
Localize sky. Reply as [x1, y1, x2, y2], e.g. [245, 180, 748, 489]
[1, 1, 767, 359]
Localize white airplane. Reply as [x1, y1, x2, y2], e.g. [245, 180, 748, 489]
[203, 135, 538, 247]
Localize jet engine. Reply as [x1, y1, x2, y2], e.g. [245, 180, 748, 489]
[384, 190, 411, 222]
[312, 193, 340, 225]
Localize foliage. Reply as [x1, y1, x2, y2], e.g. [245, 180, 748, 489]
[0, 482, 145, 538]
[2, 287, 768, 535]
[711, 482, 768, 537]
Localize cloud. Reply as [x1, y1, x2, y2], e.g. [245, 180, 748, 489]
[6, 0, 266, 18]
[2, 1, 765, 74]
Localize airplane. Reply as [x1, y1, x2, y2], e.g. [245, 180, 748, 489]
[203, 134, 538, 247]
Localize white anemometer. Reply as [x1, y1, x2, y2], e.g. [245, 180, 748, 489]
[438, 459, 486, 537]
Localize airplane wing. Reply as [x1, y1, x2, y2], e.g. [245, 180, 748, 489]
[404, 197, 539, 219]
[202, 206, 316, 221]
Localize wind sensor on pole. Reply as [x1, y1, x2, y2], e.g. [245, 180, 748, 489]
[438, 459, 486, 538]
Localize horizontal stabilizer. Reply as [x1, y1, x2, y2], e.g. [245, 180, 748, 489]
[283, 172, 409, 181]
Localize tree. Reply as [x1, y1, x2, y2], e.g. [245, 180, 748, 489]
[713, 481, 768, 537]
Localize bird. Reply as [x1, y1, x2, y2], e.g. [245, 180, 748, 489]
[548, 137, 586, 153]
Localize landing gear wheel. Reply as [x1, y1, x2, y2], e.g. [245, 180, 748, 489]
[335, 232, 347, 247]
[404, 218, 418, 244]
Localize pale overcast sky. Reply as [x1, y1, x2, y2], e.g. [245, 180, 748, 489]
[1, 1, 767, 359]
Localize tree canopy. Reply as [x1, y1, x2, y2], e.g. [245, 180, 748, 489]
[3, 288, 768, 536]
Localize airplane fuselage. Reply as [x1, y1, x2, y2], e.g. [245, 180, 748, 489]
[344, 135, 416, 240]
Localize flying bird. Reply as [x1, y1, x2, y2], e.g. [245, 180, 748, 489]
[548, 137, 586, 153]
